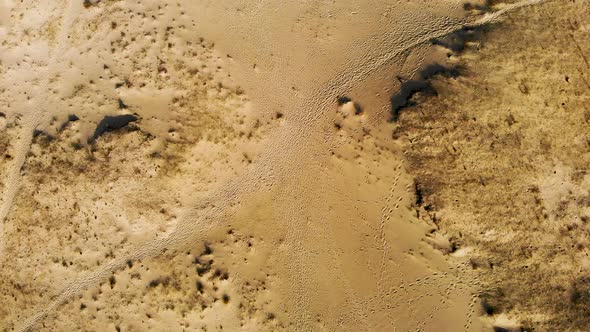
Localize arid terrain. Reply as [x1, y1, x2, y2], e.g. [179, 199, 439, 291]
[398, 0, 590, 330]
[0, 0, 588, 331]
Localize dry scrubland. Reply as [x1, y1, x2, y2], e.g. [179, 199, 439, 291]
[398, 0, 590, 330]
[0, 0, 585, 331]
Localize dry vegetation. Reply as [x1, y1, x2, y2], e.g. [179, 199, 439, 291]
[398, 0, 590, 330]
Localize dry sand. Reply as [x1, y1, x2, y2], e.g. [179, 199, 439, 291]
[0, 0, 564, 331]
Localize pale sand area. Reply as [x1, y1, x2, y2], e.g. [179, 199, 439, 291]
[0, 0, 545, 331]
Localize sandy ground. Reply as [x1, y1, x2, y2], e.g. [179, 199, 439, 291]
[0, 0, 567, 331]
